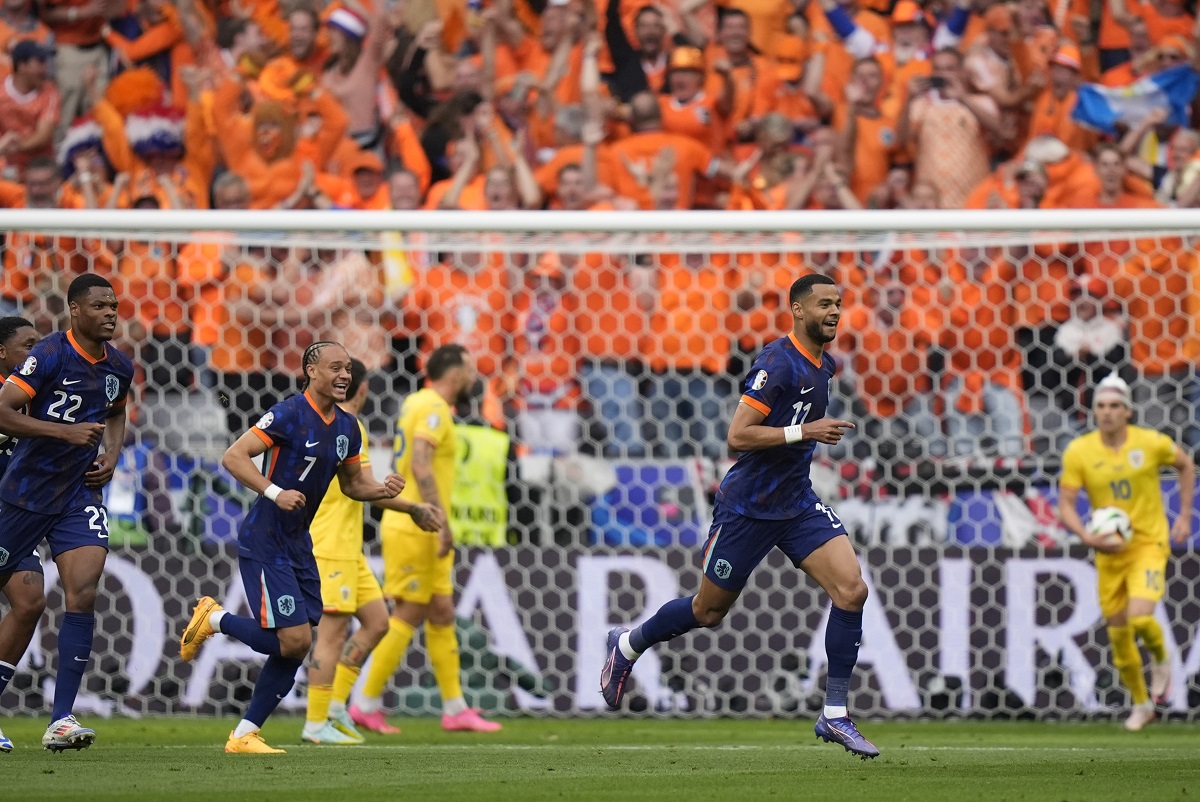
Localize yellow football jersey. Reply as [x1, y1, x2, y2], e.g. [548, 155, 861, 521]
[309, 419, 371, 559]
[382, 388, 457, 535]
[1060, 425, 1177, 546]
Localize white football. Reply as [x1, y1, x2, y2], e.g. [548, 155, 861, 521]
[1087, 506, 1133, 544]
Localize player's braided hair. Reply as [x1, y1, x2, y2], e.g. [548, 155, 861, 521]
[300, 340, 340, 390]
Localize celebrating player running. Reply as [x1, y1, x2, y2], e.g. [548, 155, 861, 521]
[179, 341, 405, 755]
[0, 276, 134, 752]
[600, 274, 880, 759]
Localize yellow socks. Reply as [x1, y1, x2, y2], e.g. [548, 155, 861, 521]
[1130, 615, 1168, 664]
[362, 618, 416, 699]
[425, 622, 463, 704]
[306, 684, 332, 725]
[1108, 624, 1149, 704]
[332, 664, 362, 708]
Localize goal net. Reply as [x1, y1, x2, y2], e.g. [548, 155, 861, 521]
[0, 209, 1196, 721]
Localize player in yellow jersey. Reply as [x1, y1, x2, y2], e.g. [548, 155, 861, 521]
[351, 344, 502, 734]
[301, 358, 445, 744]
[1058, 375, 1195, 731]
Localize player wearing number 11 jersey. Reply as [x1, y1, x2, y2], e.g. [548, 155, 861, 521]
[0, 275, 135, 752]
[600, 274, 880, 759]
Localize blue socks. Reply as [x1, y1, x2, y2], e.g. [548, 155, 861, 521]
[0, 660, 14, 698]
[629, 596, 700, 653]
[243, 654, 303, 727]
[52, 611, 95, 721]
[220, 614, 282, 657]
[824, 606, 863, 711]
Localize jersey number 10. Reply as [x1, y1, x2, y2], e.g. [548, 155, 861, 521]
[1110, 479, 1132, 500]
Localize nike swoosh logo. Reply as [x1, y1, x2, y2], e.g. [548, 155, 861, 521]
[63, 380, 81, 386]
[74, 656, 87, 663]
[800, 387, 814, 395]
[306, 440, 319, 447]
[328, 572, 342, 578]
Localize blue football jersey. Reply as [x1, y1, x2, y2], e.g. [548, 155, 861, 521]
[238, 392, 363, 567]
[0, 372, 22, 478]
[716, 332, 836, 520]
[0, 331, 135, 513]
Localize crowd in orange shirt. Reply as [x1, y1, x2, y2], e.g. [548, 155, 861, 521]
[0, 0, 1196, 464]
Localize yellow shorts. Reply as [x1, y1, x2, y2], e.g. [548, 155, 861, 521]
[316, 553, 384, 615]
[1095, 540, 1169, 619]
[380, 525, 454, 604]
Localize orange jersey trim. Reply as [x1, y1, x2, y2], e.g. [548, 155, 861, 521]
[740, 395, 771, 416]
[250, 427, 273, 447]
[67, 330, 106, 364]
[7, 375, 34, 398]
[304, 390, 336, 424]
[342, 453, 361, 465]
[787, 332, 823, 367]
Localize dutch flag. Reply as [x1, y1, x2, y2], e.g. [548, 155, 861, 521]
[1072, 64, 1199, 136]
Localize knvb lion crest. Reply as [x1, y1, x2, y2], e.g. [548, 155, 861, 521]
[714, 559, 733, 580]
[105, 374, 120, 402]
[0, 547, 8, 567]
[277, 595, 296, 617]
[336, 435, 350, 461]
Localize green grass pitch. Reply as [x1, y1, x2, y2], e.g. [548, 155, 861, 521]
[1, 716, 1197, 801]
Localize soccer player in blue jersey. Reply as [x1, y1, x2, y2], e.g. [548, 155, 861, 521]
[0, 316, 43, 753]
[600, 274, 880, 759]
[0, 275, 135, 752]
[179, 341, 406, 754]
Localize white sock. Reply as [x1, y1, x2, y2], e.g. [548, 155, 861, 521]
[356, 695, 381, 715]
[443, 697, 468, 717]
[329, 700, 347, 717]
[823, 705, 848, 719]
[618, 631, 641, 661]
[210, 610, 228, 631]
[233, 719, 259, 738]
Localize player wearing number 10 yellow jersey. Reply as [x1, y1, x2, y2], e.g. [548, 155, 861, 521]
[1058, 375, 1195, 732]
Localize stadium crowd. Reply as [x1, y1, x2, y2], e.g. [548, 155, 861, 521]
[0, 0, 1196, 471]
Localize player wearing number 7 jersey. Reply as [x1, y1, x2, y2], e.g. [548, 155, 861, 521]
[600, 274, 879, 759]
[1057, 374, 1195, 732]
[0, 275, 135, 752]
[179, 342, 406, 754]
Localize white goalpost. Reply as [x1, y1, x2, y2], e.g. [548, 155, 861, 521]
[0, 209, 1196, 721]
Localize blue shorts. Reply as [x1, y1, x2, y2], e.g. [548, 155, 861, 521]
[701, 497, 846, 591]
[240, 555, 322, 629]
[0, 501, 108, 575]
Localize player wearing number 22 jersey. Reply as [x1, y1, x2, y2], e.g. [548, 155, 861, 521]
[0, 275, 135, 753]
[601, 275, 879, 759]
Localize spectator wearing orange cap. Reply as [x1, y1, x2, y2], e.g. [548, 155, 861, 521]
[657, 45, 733, 154]
[898, 47, 999, 209]
[1027, 45, 1097, 153]
[0, 40, 59, 179]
